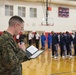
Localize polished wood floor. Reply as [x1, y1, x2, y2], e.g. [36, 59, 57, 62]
[22, 45, 76, 75]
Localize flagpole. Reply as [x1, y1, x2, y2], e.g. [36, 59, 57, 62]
[46, 0, 48, 25]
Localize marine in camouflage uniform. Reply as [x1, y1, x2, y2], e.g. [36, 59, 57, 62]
[0, 31, 29, 75]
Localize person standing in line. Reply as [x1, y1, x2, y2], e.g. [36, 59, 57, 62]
[59, 32, 66, 57]
[71, 33, 74, 48]
[28, 31, 34, 46]
[73, 32, 76, 56]
[47, 33, 52, 50]
[0, 16, 30, 75]
[51, 31, 59, 58]
[41, 33, 46, 50]
[35, 32, 40, 49]
[65, 31, 73, 58]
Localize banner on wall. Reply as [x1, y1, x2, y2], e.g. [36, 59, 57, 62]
[58, 7, 69, 18]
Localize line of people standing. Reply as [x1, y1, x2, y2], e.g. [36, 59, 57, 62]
[51, 31, 75, 58]
[26, 31, 76, 58]
[27, 31, 40, 49]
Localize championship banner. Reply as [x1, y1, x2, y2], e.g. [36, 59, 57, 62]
[58, 7, 69, 18]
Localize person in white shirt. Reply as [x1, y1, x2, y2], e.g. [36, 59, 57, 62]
[28, 31, 34, 46]
[16, 34, 20, 43]
[35, 32, 40, 49]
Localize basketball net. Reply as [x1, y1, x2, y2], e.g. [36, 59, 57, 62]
[41, 17, 54, 26]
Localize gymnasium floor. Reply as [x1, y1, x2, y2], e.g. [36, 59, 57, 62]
[22, 46, 76, 75]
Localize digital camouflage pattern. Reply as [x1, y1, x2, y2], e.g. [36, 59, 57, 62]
[0, 31, 29, 75]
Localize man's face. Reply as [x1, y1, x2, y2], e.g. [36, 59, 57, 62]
[15, 22, 24, 35]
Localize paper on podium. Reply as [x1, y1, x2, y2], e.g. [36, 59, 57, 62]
[25, 45, 44, 59]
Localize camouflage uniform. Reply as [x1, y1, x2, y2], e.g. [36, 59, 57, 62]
[0, 31, 29, 75]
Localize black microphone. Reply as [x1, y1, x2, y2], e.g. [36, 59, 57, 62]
[19, 35, 24, 45]
[20, 39, 24, 45]
[19, 34, 26, 44]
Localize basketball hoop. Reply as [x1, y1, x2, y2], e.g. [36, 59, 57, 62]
[41, 17, 54, 26]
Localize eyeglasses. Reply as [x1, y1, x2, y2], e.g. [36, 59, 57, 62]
[18, 24, 24, 31]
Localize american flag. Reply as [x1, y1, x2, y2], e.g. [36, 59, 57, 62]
[58, 7, 69, 18]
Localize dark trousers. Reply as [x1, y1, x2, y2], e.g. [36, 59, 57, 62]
[36, 39, 39, 49]
[28, 40, 32, 46]
[66, 44, 72, 55]
[60, 44, 66, 56]
[52, 44, 58, 56]
[74, 44, 76, 56]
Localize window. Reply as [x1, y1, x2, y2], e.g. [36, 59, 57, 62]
[30, 8, 37, 18]
[18, 6, 26, 17]
[5, 5, 13, 16]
